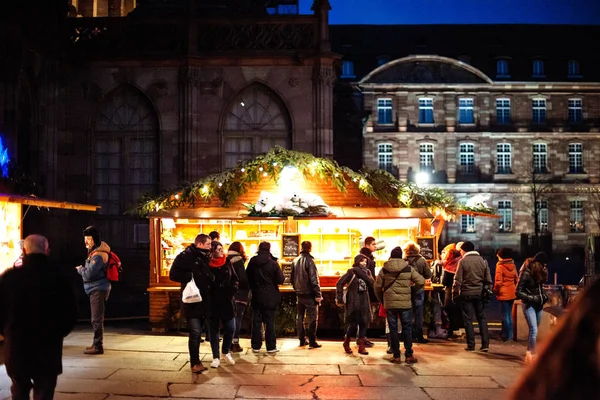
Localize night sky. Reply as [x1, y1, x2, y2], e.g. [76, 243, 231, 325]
[299, 0, 600, 25]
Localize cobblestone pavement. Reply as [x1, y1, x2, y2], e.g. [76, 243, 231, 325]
[1, 329, 527, 399]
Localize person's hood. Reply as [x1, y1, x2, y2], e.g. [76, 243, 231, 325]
[382, 258, 409, 272]
[227, 250, 243, 264]
[498, 259, 515, 271]
[404, 248, 420, 257]
[89, 241, 111, 264]
[252, 250, 277, 266]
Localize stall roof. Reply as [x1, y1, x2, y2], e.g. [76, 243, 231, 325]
[0, 193, 99, 212]
[150, 207, 433, 220]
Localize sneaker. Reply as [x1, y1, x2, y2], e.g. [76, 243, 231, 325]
[224, 353, 236, 365]
[390, 356, 402, 364]
[464, 347, 475, 352]
[210, 358, 220, 368]
[416, 337, 430, 344]
[386, 347, 393, 355]
[308, 341, 322, 349]
[479, 347, 490, 353]
[299, 338, 309, 346]
[83, 347, 104, 355]
[191, 363, 206, 374]
[405, 355, 418, 364]
[252, 348, 261, 353]
[267, 348, 280, 354]
[230, 342, 243, 353]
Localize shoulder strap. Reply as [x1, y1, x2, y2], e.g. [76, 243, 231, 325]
[347, 272, 356, 286]
[383, 265, 410, 292]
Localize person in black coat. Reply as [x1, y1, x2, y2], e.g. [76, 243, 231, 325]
[227, 241, 249, 353]
[246, 241, 285, 353]
[359, 236, 378, 348]
[207, 241, 239, 368]
[0, 234, 78, 400]
[169, 233, 214, 373]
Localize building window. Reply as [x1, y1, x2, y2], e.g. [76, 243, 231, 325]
[496, 98, 511, 124]
[536, 201, 548, 233]
[532, 59, 545, 77]
[378, 143, 393, 173]
[533, 143, 548, 174]
[498, 200, 513, 233]
[419, 98, 434, 124]
[419, 143, 434, 172]
[568, 99, 583, 124]
[570, 200, 585, 232]
[459, 143, 475, 174]
[532, 98, 546, 125]
[461, 214, 476, 233]
[458, 98, 474, 124]
[497, 143, 512, 174]
[568, 143, 583, 174]
[496, 60, 510, 77]
[568, 60, 580, 77]
[341, 61, 355, 78]
[377, 98, 393, 124]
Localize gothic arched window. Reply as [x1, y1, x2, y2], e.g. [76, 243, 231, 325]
[93, 86, 159, 215]
[223, 84, 291, 169]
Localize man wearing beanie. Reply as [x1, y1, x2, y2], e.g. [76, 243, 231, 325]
[374, 246, 424, 364]
[452, 241, 492, 352]
[76, 226, 112, 355]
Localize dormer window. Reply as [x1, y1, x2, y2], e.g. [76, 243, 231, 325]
[568, 60, 581, 78]
[533, 60, 545, 77]
[496, 60, 510, 78]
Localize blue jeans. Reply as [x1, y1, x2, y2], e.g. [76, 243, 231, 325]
[233, 302, 247, 342]
[209, 316, 235, 359]
[412, 291, 425, 339]
[522, 303, 543, 353]
[500, 300, 515, 341]
[187, 317, 205, 366]
[387, 308, 413, 358]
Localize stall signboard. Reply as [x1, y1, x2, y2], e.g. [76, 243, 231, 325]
[282, 234, 300, 258]
[415, 236, 437, 261]
[281, 261, 293, 285]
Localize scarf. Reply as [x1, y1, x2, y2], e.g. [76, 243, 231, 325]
[209, 255, 227, 268]
[443, 256, 461, 274]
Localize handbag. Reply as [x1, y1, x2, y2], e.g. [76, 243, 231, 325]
[342, 273, 356, 304]
[182, 276, 203, 304]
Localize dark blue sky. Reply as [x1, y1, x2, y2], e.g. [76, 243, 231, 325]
[299, 0, 600, 24]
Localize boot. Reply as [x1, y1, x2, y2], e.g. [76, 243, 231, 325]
[386, 334, 393, 354]
[230, 342, 243, 353]
[357, 338, 369, 355]
[343, 335, 353, 354]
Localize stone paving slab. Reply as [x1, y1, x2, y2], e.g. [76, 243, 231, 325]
[236, 385, 315, 399]
[425, 387, 509, 400]
[62, 366, 117, 379]
[170, 383, 239, 398]
[62, 356, 187, 371]
[54, 393, 107, 400]
[262, 364, 341, 375]
[56, 377, 169, 397]
[316, 386, 432, 400]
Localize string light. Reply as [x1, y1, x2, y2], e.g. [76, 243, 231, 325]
[241, 168, 245, 173]
[259, 167, 263, 172]
[218, 182, 223, 187]
[334, 173, 339, 177]
[263, 172, 268, 177]
[174, 194, 179, 199]
[273, 162, 278, 166]
[201, 185, 209, 193]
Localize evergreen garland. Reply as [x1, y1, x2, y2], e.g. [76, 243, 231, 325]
[134, 146, 495, 219]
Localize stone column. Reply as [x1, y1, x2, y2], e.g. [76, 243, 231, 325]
[178, 67, 204, 182]
[312, 64, 335, 158]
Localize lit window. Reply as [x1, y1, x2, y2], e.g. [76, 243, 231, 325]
[496, 98, 511, 124]
[498, 200, 513, 233]
[377, 98, 393, 124]
[341, 61, 355, 78]
[532, 98, 546, 125]
[533, 60, 545, 77]
[568, 60, 580, 77]
[496, 60, 509, 77]
[459, 143, 475, 174]
[461, 214, 476, 233]
[497, 143, 512, 174]
[419, 98, 434, 124]
[419, 143, 434, 172]
[568, 143, 583, 174]
[533, 143, 548, 174]
[568, 99, 583, 124]
[570, 200, 585, 232]
[378, 143, 393, 173]
[537, 201, 548, 233]
[458, 98, 474, 124]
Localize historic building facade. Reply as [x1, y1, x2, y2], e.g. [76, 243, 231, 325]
[331, 25, 600, 255]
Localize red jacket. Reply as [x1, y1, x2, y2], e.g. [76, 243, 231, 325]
[494, 259, 518, 301]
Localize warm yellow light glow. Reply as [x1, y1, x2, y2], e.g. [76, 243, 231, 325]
[259, 167, 263, 172]
[201, 186, 209, 193]
[241, 168, 245, 173]
[174, 194, 179, 199]
[263, 172, 268, 177]
[218, 182, 223, 187]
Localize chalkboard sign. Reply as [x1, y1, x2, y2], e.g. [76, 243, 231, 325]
[282, 234, 300, 258]
[281, 262, 293, 285]
[415, 236, 437, 261]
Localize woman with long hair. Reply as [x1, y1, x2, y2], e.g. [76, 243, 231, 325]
[227, 241, 248, 353]
[207, 241, 239, 368]
[441, 243, 463, 339]
[510, 277, 600, 400]
[335, 254, 374, 355]
[516, 251, 549, 363]
[494, 247, 518, 341]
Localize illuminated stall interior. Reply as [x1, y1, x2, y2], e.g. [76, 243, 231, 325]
[0, 200, 22, 274]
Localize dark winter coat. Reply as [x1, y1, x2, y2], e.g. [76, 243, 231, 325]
[246, 250, 285, 309]
[335, 265, 374, 323]
[0, 254, 78, 376]
[228, 251, 250, 304]
[360, 247, 378, 302]
[169, 245, 214, 319]
[209, 258, 239, 320]
[291, 251, 322, 298]
[453, 251, 493, 299]
[375, 258, 425, 310]
[77, 241, 111, 295]
[404, 249, 431, 294]
[516, 261, 547, 306]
